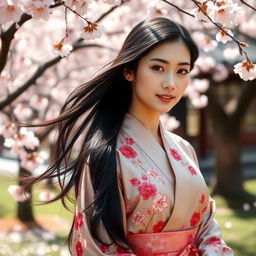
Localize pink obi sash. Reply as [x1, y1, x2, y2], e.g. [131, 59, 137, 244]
[127, 227, 199, 256]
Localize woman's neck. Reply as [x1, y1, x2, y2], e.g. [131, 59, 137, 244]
[128, 108, 161, 142]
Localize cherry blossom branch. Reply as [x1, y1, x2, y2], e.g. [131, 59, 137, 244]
[240, 0, 256, 12]
[0, 2, 64, 74]
[190, 0, 251, 62]
[63, 0, 128, 26]
[0, 44, 115, 111]
[161, 0, 207, 23]
[0, 13, 31, 74]
[96, 0, 130, 23]
[161, 0, 195, 18]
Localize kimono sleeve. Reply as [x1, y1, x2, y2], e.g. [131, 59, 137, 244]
[71, 162, 135, 256]
[187, 142, 234, 255]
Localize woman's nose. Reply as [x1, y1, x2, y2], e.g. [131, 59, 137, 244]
[162, 74, 175, 89]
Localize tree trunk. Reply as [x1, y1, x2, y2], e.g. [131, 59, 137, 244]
[205, 82, 249, 198]
[17, 166, 35, 222]
[211, 121, 245, 197]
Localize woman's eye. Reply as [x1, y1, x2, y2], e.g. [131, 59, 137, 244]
[151, 65, 164, 72]
[177, 69, 189, 75]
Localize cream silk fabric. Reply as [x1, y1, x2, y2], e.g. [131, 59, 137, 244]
[71, 113, 233, 256]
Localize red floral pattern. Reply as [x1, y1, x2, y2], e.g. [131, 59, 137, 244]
[206, 236, 221, 246]
[75, 212, 84, 231]
[222, 247, 231, 252]
[188, 165, 197, 175]
[153, 220, 166, 232]
[75, 240, 83, 256]
[125, 137, 134, 145]
[119, 145, 137, 158]
[141, 174, 148, 181]
[138, 182, 157, 200]
[190, 211, 201, 227]
[100, 244, 109, 253]
[170, 148, 182, 161]
[129, 178, 141, 186]
[199, 193, 205, 204]
[117, 246, 128, 253]
[132, 211, 145, 225]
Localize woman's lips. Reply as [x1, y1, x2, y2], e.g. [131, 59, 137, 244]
[156, 94, 175, 103]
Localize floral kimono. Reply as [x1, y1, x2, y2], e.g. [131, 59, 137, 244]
[71, 113, 233, 256]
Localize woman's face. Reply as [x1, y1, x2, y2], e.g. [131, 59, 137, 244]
[128, 40, 191, 117]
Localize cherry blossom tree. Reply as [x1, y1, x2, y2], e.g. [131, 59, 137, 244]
[0, 0, 256, 223]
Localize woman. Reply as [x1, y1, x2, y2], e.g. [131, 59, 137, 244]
[25, 17, 233, 255]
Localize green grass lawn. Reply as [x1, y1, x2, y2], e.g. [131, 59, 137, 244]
[214, 179, 256, 256]
[0, 174, 256, 255]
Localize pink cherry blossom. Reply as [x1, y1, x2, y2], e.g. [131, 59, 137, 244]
[19, 127, 40, 150]
[234, 60, 256, 81]
[66, 0, 91, 15]
[210, 0, 234, 27]
[216, 29, 233, 44]
[152, 193, 168, 212]
[20, 151, 47, 171]
[0, 122, 18, 138]
[103, 0, 121, 5]
[190, 2, 209, 21]
[39, 191, 55, 201]
[8, 185, 30, 202]
[78, 20, 105, 40]
[240, 19, 256, 38]
[29, 95, 49, 111]
[13, 103, 33, 120]
[23, 0, 52, 21]
[192, 32, 217, 52]
[192, 79, 209, 93]
[0, 0, 23, 24]
[132, 211, 145, 225]
[0, 75, 9, 96]
[160, 114, 180, 131]
[52, 42, 73, 57]
[223, 45, 239, 60]
[191, 94, 208, 109]
[213, 63, 229, 82]
[196, 56, 216, 73]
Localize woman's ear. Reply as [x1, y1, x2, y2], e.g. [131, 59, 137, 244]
[123, 66, 135, 82]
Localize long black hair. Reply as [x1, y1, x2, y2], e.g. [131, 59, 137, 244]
[23, 17, 199, 250]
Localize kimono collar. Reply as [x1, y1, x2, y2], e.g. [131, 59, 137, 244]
[121, 113, 165, 155]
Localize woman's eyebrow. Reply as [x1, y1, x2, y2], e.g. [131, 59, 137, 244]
[149, 58, 190, 66]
